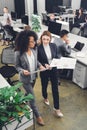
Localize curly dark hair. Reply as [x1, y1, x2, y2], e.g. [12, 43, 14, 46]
[15, 30, 38, 55]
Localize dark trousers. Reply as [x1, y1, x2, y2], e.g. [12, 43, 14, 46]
[23, 80, 40, 118]
[40, 68, 59, 109]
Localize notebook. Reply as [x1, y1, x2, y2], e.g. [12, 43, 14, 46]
[72, 41, 84, 52]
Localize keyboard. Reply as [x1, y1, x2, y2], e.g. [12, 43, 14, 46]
[72, 48, 79, 52]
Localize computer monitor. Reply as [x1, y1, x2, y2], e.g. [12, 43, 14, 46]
[48, 21, 62, 36]
[11, 11, 17, 21]
[21, 15, 28, 25]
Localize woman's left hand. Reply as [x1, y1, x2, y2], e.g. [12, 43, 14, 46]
[45, 64, 52, 70]
[39, 65, 46, 71]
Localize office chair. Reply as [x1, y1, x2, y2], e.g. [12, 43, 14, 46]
[3, 25, 16, 46]
[42, 13, 49, 26]
[0, 46, 18, 85]
[71, 27, 81, 35]
[11, 11, 17, 21]
[21, 15, 28, 25]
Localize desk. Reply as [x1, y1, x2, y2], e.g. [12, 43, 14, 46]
[73, 59, 87, 89]
[60, 14, 75, 24]
[0, 16, 26, 32]
[52, 32, 87, 88]
[68, 33, 87, 88]
[12, 21, 26, 32]
[68, 33, 87, 50]
[56, 20, 70, 31]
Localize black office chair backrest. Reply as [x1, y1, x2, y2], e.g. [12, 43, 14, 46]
[0, 46, 18, 85]
[71, 27, 81, 35]
[21, 15, 28, 25]
[3, 25, 16, 42]
[11, 11, 17, 21]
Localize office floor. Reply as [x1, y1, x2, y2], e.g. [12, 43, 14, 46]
[0, 42, 87, 130]
[26, 78, 87, 130]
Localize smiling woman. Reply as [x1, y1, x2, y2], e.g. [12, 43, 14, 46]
[15, 30, 45, 126]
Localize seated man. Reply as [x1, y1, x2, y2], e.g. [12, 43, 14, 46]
[53, 30, 72, 80]
[49, 14, 56, 22]
[53, 30, 71, 58]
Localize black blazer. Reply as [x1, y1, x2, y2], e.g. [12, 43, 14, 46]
[38, 43, 58, 66]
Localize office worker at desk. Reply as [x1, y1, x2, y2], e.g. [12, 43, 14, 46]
[53, 30, 72, 80]
[38, 31, 63, 117]
[15, 30, 45, 126]
[3, 7, 12, 26]
[70, 8, 85, 31]
[53, 30, 71, 58]
[74, 8, 85, 24]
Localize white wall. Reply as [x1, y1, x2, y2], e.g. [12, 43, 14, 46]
[63, 0, 71, 7]
[71, 0, 81, 10]
[37, 0, 46, 15]
[0, 0, 14, 14]
[26, 0, 34, 24]
[25, 0, 28, 15]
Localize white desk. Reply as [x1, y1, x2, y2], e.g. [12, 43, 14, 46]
[0, 74, 10, 88]
[68, 33, 87, 50]
[52, 32, 87, 89]
[67, 33, 87, 88]
[56, 20, 70, 31]
[60, 14, 75, 24]
[0, 16, 26, 32]
[12, 21, 26, 32]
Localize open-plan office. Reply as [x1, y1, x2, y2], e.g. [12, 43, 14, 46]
[0, 0, 87, 130]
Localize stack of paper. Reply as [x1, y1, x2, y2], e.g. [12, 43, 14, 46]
[50, 57, 76, 69]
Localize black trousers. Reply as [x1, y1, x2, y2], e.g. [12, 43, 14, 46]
[40, 68, 59, 109]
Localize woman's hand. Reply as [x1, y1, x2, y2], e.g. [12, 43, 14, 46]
[23, 70, 30, 76]
[39, 65, 46, 71]
[45, 64, 51, 70]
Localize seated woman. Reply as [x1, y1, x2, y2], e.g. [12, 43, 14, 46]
[74, 8, 85, 24]
[70, 8, 85, 31]
[49, 13, 56, 21]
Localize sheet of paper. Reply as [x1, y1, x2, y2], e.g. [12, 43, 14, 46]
[50, 57, 76, 69]
[30, 68, 48, 74]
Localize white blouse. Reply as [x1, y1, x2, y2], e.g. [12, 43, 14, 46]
[43, 44, 52, 64]
[26, 51, 35, 82]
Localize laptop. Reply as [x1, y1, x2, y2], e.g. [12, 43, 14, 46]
[72, 42, 84, 52]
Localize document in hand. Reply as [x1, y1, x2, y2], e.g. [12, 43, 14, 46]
[50, 57, 76, 69]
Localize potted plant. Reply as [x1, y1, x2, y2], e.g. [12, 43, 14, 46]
[31, 14, 41, 32]
[0, 82, 33, 130]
